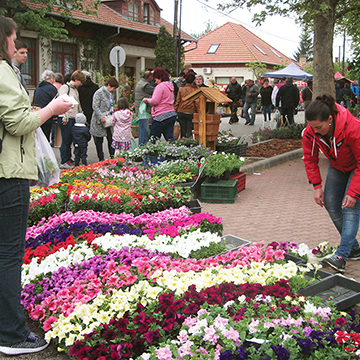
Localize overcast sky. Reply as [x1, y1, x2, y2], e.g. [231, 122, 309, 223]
[155, 0, 352, 61]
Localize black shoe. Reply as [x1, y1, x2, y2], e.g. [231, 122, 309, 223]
[244, 122, 250, 125]
[322, 254, 346, 273]
[229, 120, 234, 125]
[348, 248, 360, 260]
[0, 333, 49, 355]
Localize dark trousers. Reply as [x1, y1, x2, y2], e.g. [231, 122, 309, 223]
[40, 122, 52, 142]
[93, 128, 114, 162]
[177, 113, 194, 138]
[149, 116, 176, 142]
[230, 102, 239, 122]
[74, 146, 88, 166]
[281, 108, 295, 125]
[57, 117, 75, 164]
[0, 178, 30, 345]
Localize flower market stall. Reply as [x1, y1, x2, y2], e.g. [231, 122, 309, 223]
[21, 150, 360, 360]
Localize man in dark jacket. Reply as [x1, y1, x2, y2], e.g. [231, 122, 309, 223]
[33, 70, 58, 141]
[276, 77, 300, 126]
[72, 113, 91, 167]
[78, 71, 99, 126]
[225, 77, 242, 124]
[243, 79, 260, 125]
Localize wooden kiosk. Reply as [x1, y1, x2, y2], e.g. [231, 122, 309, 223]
[183, 88, 232, 150]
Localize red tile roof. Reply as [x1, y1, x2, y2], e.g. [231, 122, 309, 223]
[184, 22, 293, 66]
[22, 0, 194, 41]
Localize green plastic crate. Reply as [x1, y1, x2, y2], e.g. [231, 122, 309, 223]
[201, 179, 238, 203]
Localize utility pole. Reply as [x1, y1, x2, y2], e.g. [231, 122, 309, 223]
[342, 31, 346, 75]
[173, 0, 182, 76]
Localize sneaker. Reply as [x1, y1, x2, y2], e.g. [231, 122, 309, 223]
[348, 248, 360, 260]
[0, 332, 49, 355]
[322, 254, 346, 273]
[59, 162, 73, 170]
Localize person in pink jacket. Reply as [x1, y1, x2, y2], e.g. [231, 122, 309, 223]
[111, 97, 133, 156]
[303, 94, 360, 273]
[143, 67, 176, 142]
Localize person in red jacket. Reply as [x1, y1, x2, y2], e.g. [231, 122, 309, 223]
[303, 94, 360, 272]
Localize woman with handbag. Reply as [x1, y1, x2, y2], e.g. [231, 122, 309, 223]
[90, 77, 119, 161]
[57, 70, 86, 169]
[0, 16, 72, 355]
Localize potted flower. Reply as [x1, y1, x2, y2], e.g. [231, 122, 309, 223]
[216, 130, 239, 151]
[203, 153, 245, 181]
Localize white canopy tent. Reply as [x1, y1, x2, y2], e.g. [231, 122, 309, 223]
[263, 62, 313, 80]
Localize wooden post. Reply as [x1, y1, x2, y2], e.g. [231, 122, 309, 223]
[199, 94, 207, 147]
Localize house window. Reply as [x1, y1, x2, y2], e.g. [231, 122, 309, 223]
[143, 3, 155, 25]
[128, 0, 140, 22]
[253, 44, 267, 55]
[207, 44, 219, 54]
[216, 77, 244, 85]
[270, 48, 282, 58]
[51, 42, 77, 77]
[21, 38, 36, 88]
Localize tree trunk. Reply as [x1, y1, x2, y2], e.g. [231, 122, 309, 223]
[313, 8, 336, 99]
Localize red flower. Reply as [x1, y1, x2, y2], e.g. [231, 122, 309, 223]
[335, 330, 350, 343]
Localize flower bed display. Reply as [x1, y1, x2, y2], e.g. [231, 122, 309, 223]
[21, 158, 360, 360]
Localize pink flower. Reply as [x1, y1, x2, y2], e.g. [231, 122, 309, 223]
[203, 325, 219, 345]
[155, 345, 173, 360]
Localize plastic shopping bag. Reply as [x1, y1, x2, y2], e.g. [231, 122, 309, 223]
[35, 127, 60, 187]
[138, 100, 152, 120]
[274, 109, 281, 121]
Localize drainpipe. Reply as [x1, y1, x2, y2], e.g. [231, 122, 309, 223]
[106, 26, 121, 41]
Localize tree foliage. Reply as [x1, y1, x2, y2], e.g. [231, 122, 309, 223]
[191, 20, 217, 39]
[154, 25, 176, 76]
[0, 0, 100, 39]
[245, 60, 267, 79]
[217, 0, 360, 98]
[293, 25, 313, 62]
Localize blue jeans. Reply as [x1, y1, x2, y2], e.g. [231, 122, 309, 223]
[0, 178, 30, 345]
[149, 116, 176, 142]
[243, 102, 257, 125]
[324, 164, 360, 261]
[262, 104, 272, 121]
[57, 117, 75, 164]
[138, 118, 149, 147]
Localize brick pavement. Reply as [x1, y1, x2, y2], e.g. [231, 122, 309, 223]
[201, 153, 360, 281]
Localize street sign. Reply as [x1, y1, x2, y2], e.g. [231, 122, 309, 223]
[109, 46, 126, 68]
[109, 46, 126, 103]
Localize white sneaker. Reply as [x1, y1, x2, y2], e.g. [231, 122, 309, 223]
[59, 162, 73, 169]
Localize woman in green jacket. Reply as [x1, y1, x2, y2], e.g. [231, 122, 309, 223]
[0, 16, 72, 356]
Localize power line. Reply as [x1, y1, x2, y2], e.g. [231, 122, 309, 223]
[193, 0, 300, 45]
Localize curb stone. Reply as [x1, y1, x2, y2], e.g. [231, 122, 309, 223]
[240, 148, 303, 175]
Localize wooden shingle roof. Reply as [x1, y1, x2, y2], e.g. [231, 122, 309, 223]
[185, 22, 293, 66]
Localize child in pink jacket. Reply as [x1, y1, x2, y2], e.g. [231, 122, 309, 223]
[111, 97, 133, 156]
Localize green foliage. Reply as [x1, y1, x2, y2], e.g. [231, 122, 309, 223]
[293, 25, 313, 62]
[154, 25, 176, 76]
[1, 0, 100, 39]
[191, 19, 217, 39]
[245, 60, 267, 79]
[203, 153, 246, 178]
[188, 242, 227, 260]
[252, 123, 306, 141]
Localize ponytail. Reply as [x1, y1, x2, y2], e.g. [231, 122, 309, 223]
[305, 94, 338, 122]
